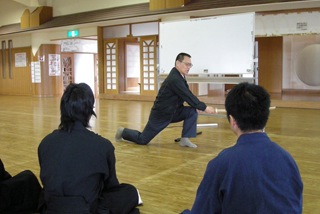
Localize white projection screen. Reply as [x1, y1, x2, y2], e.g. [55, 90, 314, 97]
[159, 13, 255, 74]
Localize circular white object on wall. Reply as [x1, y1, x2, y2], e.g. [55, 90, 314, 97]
[296, 44, 320, 86]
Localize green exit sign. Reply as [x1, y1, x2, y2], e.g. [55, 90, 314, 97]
[67, 30, 79, 38]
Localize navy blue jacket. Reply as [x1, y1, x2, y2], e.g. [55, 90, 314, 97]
[153, 67, 207, 115]
[182, 132, 303, 214]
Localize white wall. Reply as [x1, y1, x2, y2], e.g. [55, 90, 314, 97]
[0, 0, 32, 26]
[74, 53, 95, 95]
[0, 33, 32, 48]
[0, 26, 98, 55]
[256, 11, 320, 90]
[283, 35, 320, 90]
[255, 11, 320, 36]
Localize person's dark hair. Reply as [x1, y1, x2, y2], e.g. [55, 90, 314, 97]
[175, 52, 191, 64]
[225, 82, 270, 132]
[59, 83, 96, 132]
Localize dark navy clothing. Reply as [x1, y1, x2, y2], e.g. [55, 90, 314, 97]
[152, 67, 207, 114]
[38, 121, 139, 213]
[0, 161, 41, 213]
[122, 67, 207, 145]
[182, 132, 303, 214]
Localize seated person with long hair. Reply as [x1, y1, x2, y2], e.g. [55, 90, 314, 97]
[38, 83, 141, 214]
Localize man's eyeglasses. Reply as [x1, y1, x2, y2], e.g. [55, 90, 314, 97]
[181, 61, 193, 68]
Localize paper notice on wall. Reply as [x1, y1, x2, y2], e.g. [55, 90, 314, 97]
[15, 52, 27, 67]
[31, 61, 41, 83]
[48, 54, 61, 76]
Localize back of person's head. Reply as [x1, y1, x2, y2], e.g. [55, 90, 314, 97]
[225, 82, 270, 132]
[59, 83, 96, 132]
[175, 52, 191, 65]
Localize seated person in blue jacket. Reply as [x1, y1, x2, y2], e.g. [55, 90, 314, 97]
[181, 82, 303, 213]
[38, 83, 141, 214]
[115, 52, 217, 148]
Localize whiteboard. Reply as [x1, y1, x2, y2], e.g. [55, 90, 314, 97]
[159, 13, 255, 74]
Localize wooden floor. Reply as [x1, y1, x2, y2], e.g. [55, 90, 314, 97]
[106, 89, 320, 110]
[0, 94, 319, 213]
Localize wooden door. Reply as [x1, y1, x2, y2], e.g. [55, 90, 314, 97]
[139, 36, 158, 96]
[104, 39, 119, 94]
[256, 37, 283, 93]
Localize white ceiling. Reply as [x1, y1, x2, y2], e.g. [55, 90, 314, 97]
[0, 0, 149, 27]
[1, 0, 320, 33]
[12, 0, 45, 7]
